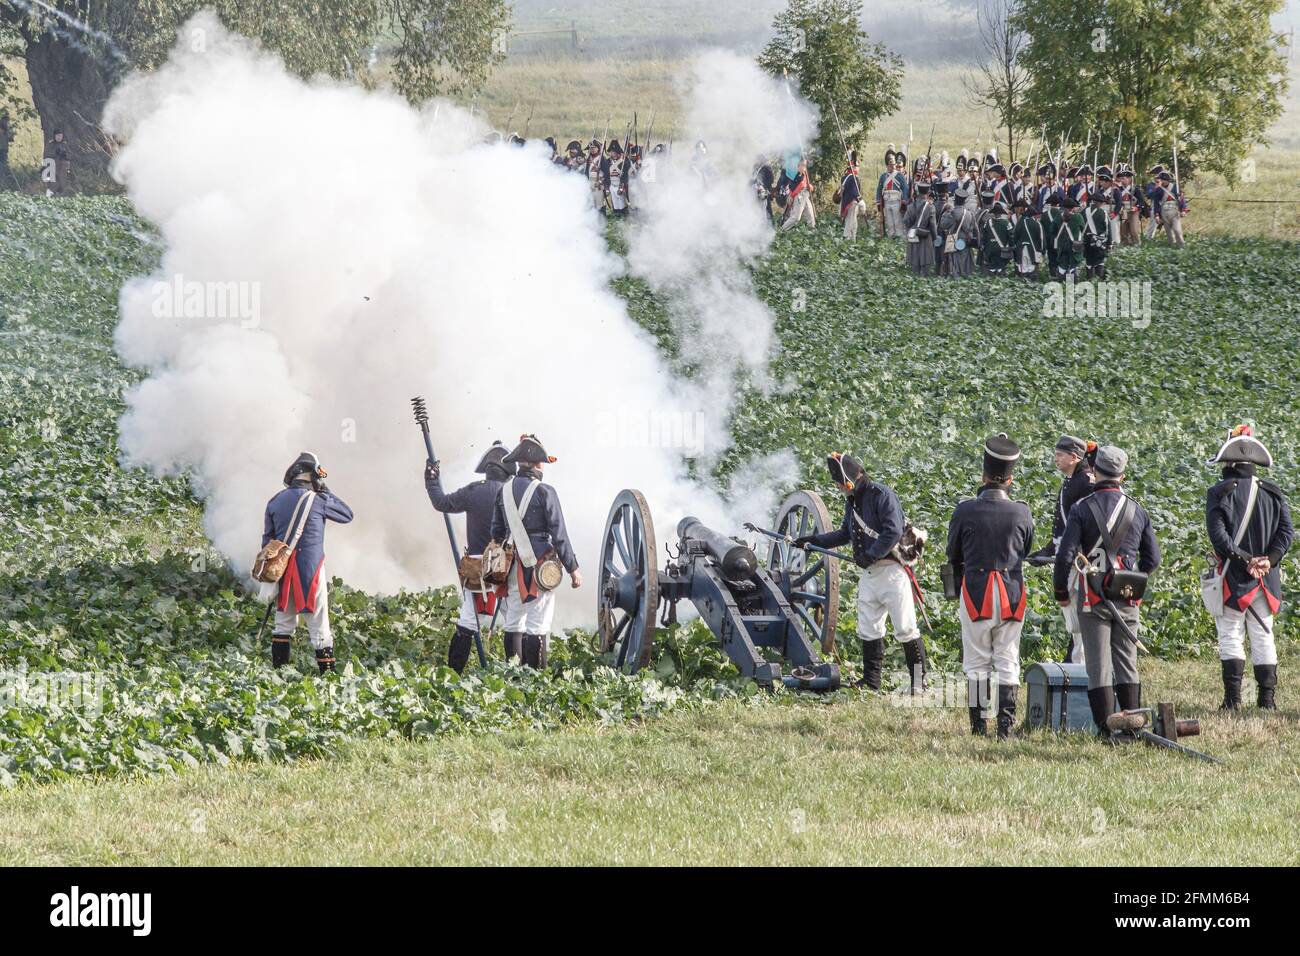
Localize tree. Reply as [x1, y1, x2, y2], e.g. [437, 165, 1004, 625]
[962, 0, 1030, 163]
[757, 0, 903, 181]
[0, 0, 511, 187]
[1013, 0, 1289, 183]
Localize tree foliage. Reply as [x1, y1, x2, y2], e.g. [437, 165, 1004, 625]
[962, 0, 1030, 163]
[757, 0, 902, 179]
[0, 0, 511, 181]
[1013, 0, 1289, 182]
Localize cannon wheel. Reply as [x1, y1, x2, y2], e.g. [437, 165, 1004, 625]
[769, 490, 841, 653]
[597, 489, 659, 673]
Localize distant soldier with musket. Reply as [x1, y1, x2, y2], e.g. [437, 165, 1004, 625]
[1052, 195, 1085, 279]
[945, 434, 1035, 739]
[1054, 446, 1161, 738]
[489, 434, 581, 668]
[1115, 166, 1148, 246]
[980, 201, 1014, 276]
[836, 150, 864, 239]
[426, 440, 515, 673]
[1082, 186, 1112, 279]
[1203, 426, 1293, 710]
[1011, 197, 1044, 280]
[939, 188, 978, 278]
[795, 453, 927, 693]
[877, 147, 908, 238]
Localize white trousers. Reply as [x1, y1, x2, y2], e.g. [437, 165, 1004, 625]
[782, 191, 815, 231]
[960, 598, 1023, 686]
[1159, 202, 1184, 246]
[457, 587, 508, 629]
[1062, 602, 1086, 666]
[273, 574, 331, 650]
[856, 561, 920, 644]
[883, 194, 905, 236]
[504, 568, 557, 634]
[842, 202, 860, 239]
[1216, 592, 1277, 665]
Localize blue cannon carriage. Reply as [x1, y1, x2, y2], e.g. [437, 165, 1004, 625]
[596, 489, 843, 691]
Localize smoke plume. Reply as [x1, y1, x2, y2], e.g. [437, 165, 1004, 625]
[105, 15, 813, 627]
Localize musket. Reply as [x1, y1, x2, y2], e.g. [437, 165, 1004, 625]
[522, 104, 534, 139]
[1111, 120, 1123, 171]
[1172, 135, 1181, 194]
[411, 397, 487, 668]
[643, 109, 656, 150]
[924, 121, 936, 180]
[828, 95, 863, 206]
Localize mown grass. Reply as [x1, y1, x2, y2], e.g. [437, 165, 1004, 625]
[2, 651, 1295, 866]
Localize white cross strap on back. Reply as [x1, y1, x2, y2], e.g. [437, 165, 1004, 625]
[286, 490, 316, 553]
[503, 479, 543, 568]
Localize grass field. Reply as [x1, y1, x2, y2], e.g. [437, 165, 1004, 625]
[4, 652, 1296, 866]
[1, 185, 1299, 862]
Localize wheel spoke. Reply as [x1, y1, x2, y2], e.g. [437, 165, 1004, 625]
[613, 517, 631, 568]
[792, 559, 825, 588]
[794, 603, 824, 640]
[792, 589, 827, 605]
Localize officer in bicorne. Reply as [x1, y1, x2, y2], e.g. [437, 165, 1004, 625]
[1053, 446, 1161, 737]
[425, 440, 516, 673]
[796, 453, 927, 693]
[946, 434, 1035, 739]
[263, 452, 355, 673]
[1204, 425, 1293, 710]
[489, 434, 581, 668]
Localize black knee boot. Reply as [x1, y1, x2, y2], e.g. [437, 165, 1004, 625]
[502, 632, 523, 662]
[855, 639, 884, 691]
[521, 634, 547, 670]
[903, 638, 928, 694]
[315, 646, 336, 674]
[1254, 664, 1277, 710]
[1115, 682, 1141, 712]
[1220, 658, 1245, 710]
[448, 626, 474, 674]
[1087, 685, 1116, 736]
[968, 676, 989, 735]
[271, 636, 291, 668]
[996, 683, 1018, 740]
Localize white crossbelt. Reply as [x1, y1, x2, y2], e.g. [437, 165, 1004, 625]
[502, 479, 543, 568]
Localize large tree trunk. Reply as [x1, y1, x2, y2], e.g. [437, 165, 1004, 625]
[25, 29, 120, 190]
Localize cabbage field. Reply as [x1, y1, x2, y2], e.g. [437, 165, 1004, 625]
[2, 191, 1298, 800]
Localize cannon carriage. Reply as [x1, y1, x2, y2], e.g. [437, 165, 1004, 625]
[596, 489, 843, 691]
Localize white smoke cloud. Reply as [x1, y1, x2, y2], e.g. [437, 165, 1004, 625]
[104, 16, 811, 627]
[626, 51, 817, 463]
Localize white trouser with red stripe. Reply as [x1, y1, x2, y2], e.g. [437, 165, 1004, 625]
[856, 561, 919, 645]
[959, 595, 1023, 687]
[1215, 591, 1277, 665]
[273, 575, 331, 650]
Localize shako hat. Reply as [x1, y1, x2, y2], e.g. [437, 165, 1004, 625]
[1208, 424, 1273, 468]
[284, 450, 326, 487]
[827, 452, 865, 492]
[983, 433, 1021, 482]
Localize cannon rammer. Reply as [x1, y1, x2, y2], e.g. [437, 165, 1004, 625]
[597, 489, 843, 691]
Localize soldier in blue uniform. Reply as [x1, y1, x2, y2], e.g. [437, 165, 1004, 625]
[1029, 436, 1096, 663]
[263, 452, 354, 672]
[425, 440, 515, 673]
[489, 434, 581, 668]
[1034, 162, 1063, 212]
[795, 453, 926, 693]
[1204, 426, 1294, 710]
[946, 434, 1035, 739]
[1053, 446, 1161, 736]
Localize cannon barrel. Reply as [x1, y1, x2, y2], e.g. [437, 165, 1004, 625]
[677, 516, 758, 582]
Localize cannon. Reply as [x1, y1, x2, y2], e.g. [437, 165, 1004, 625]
[596, 489, 842, 691]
